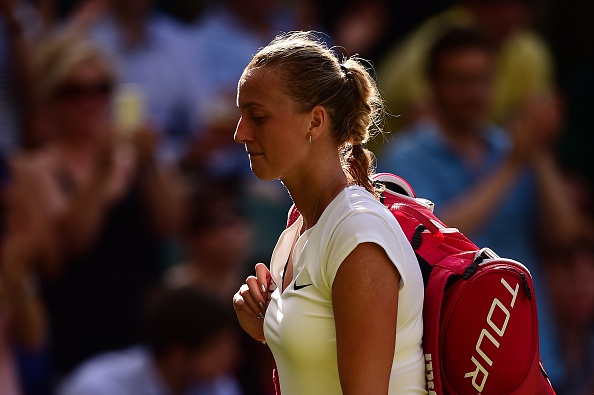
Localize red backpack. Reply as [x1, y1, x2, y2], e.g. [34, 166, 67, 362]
[273, 172, 556, 395]
[373, 173, 556, 394]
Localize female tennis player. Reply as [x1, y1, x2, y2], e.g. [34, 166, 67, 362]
[232, 32, 426, 395]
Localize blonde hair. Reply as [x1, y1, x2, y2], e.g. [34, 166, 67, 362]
[246, 31, 384, 196]
[32, 32, 116, 104]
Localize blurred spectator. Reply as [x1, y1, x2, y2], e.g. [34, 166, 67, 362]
[545, 241, 594, 395]
[58, 286, 241, 395]
[174, 0, 294, 268]
[164, 179, 275, 395]
[542, 173, 594, 395]
[326, 0, 391, 59]
[378, 27, 591, 386]
[378, 0, 553, 134]
[0, 211, 47, 395]
[68, 0, 205, 165]
[7, 32, 183, 378]
[166, 177, 252, 301]
[156, 0, 208, 25]
[180, 0, 297, 176]
[316, 1, 454, 64]
[0, 0, 42, 161]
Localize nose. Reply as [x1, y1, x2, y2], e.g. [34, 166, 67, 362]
[234, 116, 253, 144]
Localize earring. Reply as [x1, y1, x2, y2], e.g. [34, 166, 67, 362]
[308, 135, 312, 144]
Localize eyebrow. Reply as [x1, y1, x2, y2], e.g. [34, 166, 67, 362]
[238, 101, 265, 110]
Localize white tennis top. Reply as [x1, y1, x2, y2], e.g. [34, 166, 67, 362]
[263, 186, 427, 395]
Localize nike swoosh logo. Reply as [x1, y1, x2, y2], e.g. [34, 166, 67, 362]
[294, 282, 313, 291]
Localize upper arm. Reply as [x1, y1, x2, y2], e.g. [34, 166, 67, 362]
[332, 242, 401, 395]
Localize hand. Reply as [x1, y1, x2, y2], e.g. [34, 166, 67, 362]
[0, 231, 36, 298]
[68, 0, 108, 31]
[129, 124, 159, 167]
[508, 93, 563, 164]
[233, 263, 272, 343]
[524, 93, 563, 146]
[94, 129, 117, 179]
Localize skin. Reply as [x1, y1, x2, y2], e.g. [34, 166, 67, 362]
[429, 48, 523, 233]
[428, 47, 589, 243]
[8, 61, 183, 277]
[431, 48, 495, 140]
[48, 60, 112, 140]
[232, 67, 401, 394]
[0, 230, 47, 350]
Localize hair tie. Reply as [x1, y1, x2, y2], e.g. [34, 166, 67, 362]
[340, 64, 350, 77]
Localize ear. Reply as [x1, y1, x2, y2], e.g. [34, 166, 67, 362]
[307, 105, 328, 143]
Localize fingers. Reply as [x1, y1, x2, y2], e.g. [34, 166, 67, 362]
[232, 263, 271, 319]
[233, 264, 273, 343]
[255, 262, 271, 296]
[233, 275, 266, 320]
[246, 275, 266, 318]
[233, 290, 266, 342]
[129, 124, 159, 163]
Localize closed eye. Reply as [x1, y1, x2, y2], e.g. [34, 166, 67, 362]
[251, 114, 267, 123]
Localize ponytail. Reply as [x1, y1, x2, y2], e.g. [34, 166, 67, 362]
[343, 144, 378, 198]
[338, 58, 384, 198]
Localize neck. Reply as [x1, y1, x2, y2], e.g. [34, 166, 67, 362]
[283, 161, 348, 231]
[114, 12, 147, 47]
[155, 358, 188, 395]
[435, 111, 484, 152]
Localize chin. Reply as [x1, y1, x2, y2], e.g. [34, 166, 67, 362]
[250, 169, 278, 181]
[249, 161, 280, 181]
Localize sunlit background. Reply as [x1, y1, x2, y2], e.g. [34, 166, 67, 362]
[0, 0, 593, 394]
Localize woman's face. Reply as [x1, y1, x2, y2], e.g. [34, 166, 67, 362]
[235, 67, 313, 181]
[50, 60, 113, 139]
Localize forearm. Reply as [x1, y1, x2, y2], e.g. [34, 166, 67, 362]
[439, 158, 522, 234]
[0, 244, 46, 350]
[533, 153, 590, 244]
[6, 170, 64, 274]
[8, 287, 47, 350]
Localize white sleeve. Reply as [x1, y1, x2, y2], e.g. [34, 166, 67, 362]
[323, 210, 412, 289]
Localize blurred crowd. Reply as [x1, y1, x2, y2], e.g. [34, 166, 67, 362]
[0, 0, 593, 394]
